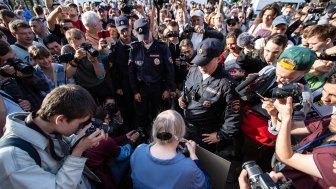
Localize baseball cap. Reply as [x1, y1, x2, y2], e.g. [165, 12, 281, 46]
[272, 15, 289, 27]
[278, 46, 317, 71]
[115, 16, 129, 32]
[191, 38, 224, 66]
[191, 10, 204, 18]
[237, 32, 255, 48]
[134, 18, 150, 41]
[227, 16, 239, 24]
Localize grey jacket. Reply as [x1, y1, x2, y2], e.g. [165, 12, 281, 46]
[0, 112, 93, 189]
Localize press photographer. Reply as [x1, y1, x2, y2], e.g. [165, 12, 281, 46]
[61, 28, 112, 103]
[0, 41, 48, 111]
[180, 10, 223, 49]
[237, 46, 316, 172]
[239, 74, 336, 189]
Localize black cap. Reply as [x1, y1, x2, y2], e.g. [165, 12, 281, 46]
[227, 16, 239, 24]
[191, 38, 223, 66]
[115, 16, 129, 32]
[134, 18, 150, 41]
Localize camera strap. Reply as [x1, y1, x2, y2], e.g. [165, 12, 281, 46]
[14, 43, 28, 52]
[295, 131, 335, 152]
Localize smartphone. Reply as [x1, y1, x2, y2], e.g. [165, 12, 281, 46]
[97, 30, 111, 39]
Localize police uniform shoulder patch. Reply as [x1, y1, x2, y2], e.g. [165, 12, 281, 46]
[231, 100, 241, 113]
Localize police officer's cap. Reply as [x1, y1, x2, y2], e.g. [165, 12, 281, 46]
[191, 38, 224, 66]
[134, 18, 150, 41]
[115, 16, 129, 32]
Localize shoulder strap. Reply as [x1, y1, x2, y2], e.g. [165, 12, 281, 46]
[0, 137, 41, 166]
[14, 43, 28, 51]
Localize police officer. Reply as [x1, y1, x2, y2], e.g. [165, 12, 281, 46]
[128, 18, 175, 137]
[178, 38, 241, 153]
[110, 16, 137, 131]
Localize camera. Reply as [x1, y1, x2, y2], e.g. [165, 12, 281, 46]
[165, 31, 179, 38]
[179, 54, 189, 65]
[183, 25, 195, 33]
[318, 53, 336, 61]
[271, 83, 302, 104]
[85, 118, 114, 136]
[308, 8, 324, 14]
[80, 43, 99, 57]
[0, 58, 34, 77]
[242, 161, 294, 189]
[243, 161, 280, 189]
[58, 53, 75, 63]
[135, 127, 146, 139]
[105, 103, 118, 116]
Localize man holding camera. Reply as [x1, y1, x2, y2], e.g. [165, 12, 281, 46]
[128, 18, 175, 137]
[239, 46, 316, 172]
[178, 38, 241, 153]
[0, 84, 106, 189]
[181, 9, 224, 50]
[62, 28, 111, 103]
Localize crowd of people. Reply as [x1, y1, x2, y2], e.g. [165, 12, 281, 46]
[0, 0, 336, 188]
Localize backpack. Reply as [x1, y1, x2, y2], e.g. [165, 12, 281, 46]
[0, 137, 41, 166]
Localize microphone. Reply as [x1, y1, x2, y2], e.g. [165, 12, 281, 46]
[235, 73, 259, 92]
[237, 32, 255, 49]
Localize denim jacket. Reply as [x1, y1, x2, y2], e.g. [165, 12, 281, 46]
[0, 112, 93, 189]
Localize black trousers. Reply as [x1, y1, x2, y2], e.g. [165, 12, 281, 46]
[134, 82, 163, 137]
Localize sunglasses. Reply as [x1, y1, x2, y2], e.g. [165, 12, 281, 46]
[227, 22, 236, 26]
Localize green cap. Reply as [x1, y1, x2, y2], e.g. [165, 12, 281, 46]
[278, 46, 317, 71]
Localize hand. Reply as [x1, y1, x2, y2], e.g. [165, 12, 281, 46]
[273, 97, 293, 119]
[162, 90, 170, 100]
[301, 6, 311, 15]
[72, 126, 107, 157]
[170, 91, 176, 98]
[134, 93, 141, 102]
[238, 169, 251, 189]
[261, 98, 278, 117]
[126, 130, 140, 142]
[60, 6, 71, 14]
[201, 132, 219, 144]
[178, 97, 187, 109]
[87, 54, 99, 64]
[98, 38, 108, 50]
[268, 171, 287, 183]
[18, 99, 31, 111]
[0, 65, 15, 75]
[185, 140, 198, 160]
[74, 48, 86, 60]
[194, 25, 205, 33]
[116, 89, 123, 95]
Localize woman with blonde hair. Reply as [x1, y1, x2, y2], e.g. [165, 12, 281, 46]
[131, 110, 210, 189]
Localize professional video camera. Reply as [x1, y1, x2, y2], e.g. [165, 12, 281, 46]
[242, 161, 294, 189]
[85, 118, 118, 136]
[0, 58, 34, 77]
[80, 43, 99, 57]
[235, 72, 276, 103]
[57, 53, 75, 63]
